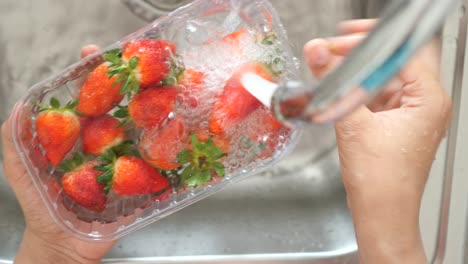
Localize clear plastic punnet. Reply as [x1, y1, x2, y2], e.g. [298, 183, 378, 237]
[10, 0, 301, 241]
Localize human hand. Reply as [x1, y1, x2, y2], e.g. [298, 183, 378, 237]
[304, 19, 451, 264]
[1, 45, 115, 264]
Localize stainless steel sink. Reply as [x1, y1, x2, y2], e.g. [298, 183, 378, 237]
[0, 0, 459, 263]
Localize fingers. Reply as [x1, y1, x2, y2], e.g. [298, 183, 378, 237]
[304, 35, 366, 80]
[328, 35, 366, 56]
[304, 19, 376, 81]
[80, 44, 100, 59]
[304, 39, 338, 79]
[77, 45, 101, 88]
[1, 117, 31, 193]
[338, 19, 378, 35]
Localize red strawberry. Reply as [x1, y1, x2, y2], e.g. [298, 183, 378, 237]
[127, 87, 178, 129]
[76, 63, 124, 117]
[209, 62, 274, 135]
[175, 133, 227, 187]
[221, 29, 252, 56]
[177, 69, 205, 108]
[82, 115, 125, 156]
[113, 156, 169, 195]
[123, 40, 176, 89]
[179, 69, 205, 88]
[96, 153, 170, 196]
[61, 158, 107, 212]
[247, 107, 285, 159]
[221, 29, 249, 46]
[139, 116, 188, 170]
[194, 129, 231, 154]
[36, 98, 80, 166]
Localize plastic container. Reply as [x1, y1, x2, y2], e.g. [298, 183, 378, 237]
[10, 0, 301, 241]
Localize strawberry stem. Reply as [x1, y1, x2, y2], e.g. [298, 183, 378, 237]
[261, 32, 278, 45]
[37, 97, 80, 114]
[175, 133, 227, 187]
[94, 141, 140, 194]
[162, 55, 185, 86]
[104, 49, 140, 99]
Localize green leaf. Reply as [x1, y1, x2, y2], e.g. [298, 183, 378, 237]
[129, 56, 139, 70]
[162, 76, 176, 86]
[66, 100, 79, 110]
[184, 170, 211, 187]
[74, 152, 83, 164]
[113, 106, 129, 118]
[175, 133, 228, 186]
[132, 149, 142, 158]
[261, 32, 277, 45]
[176, 149, 192, 164]
[119, 80, 129, 95]
[112, 141, 136, 157]
[97, 170, 113, 184]
[190, 133, 199, 146]
[105, 54, 120, 65]
[37, 103, 50, 112]
[104, 49, 123, 64]
[103, 184, 112, 194]
[181, 165, 194, 182]
[199, 170, 212, 183]
[57, 152, 86, 172]
[98, 150, 116, 163]
[93, 164, 108, 172]
[57, 163, 71, 173]
[50, 97, 60, 109]
[184, 176, 200, 187]
[258, 143, 267, 151]
[117, 118, 132, 128]
[113, 74, 127, 87]
[213, 162, 225, 177]
[132, 80, 140, 95]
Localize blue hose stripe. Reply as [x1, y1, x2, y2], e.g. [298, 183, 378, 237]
[361, 42, 412, 92]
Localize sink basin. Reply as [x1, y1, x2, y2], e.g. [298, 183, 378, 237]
[2, 0, 457, 263]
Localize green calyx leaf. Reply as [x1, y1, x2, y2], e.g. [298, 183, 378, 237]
[94, 142, 140, 194]
[129, 56, 139, 70]
[112, 140, 140, 157]
[58, 152, 85, 172]
[267, 56, 286, 76]
[176, 149, 192, 164]
[95, 150, 118, 194]
[37, 97, 79, 114]
[50, 97, 60, 108]
[113, 105, 129, 118]
[261, 32, 278, 45]
[104, 49, 123, 64]
[104, 49, 140, 99]
[96, 167, 114, 194]
[113, 105, 132, 128]
[176, 133, 227, 187]
[162, 56, 185, 86]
